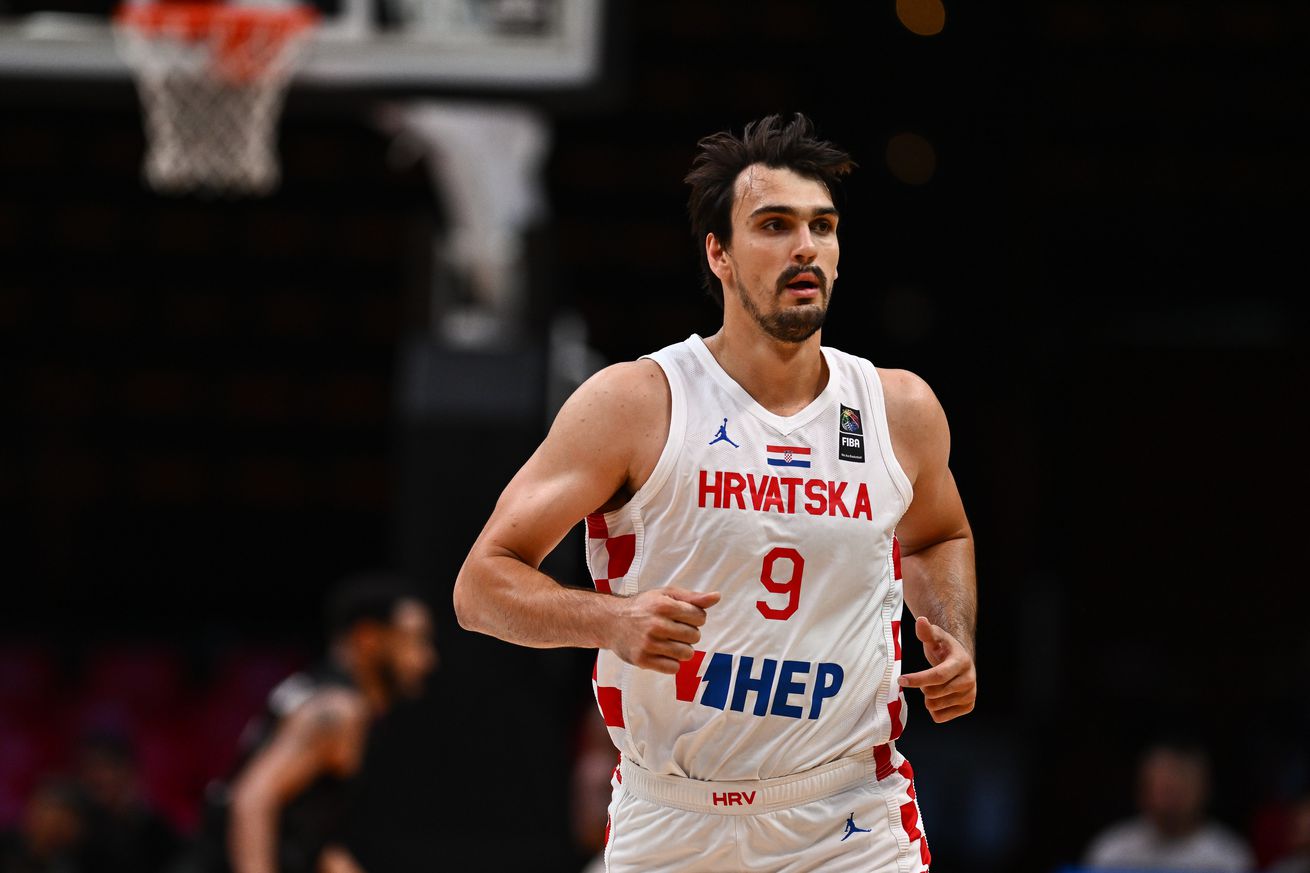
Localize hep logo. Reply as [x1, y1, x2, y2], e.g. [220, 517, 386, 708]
[674, 650, 844, 720]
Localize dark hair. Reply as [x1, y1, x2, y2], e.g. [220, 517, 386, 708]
[29, 777, 85, 812]
[325, 572, 423, 640]
[79, 729, 135, 765]
[684, 113, 856, 307]
[1141, 737, 1210, 769]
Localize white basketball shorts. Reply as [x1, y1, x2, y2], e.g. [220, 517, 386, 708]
[603, 742, 931, 872]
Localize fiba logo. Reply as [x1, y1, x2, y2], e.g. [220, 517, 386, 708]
[838, 404, 865, 463]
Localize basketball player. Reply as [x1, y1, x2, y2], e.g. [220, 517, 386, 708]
[454, 114, 976, 871]
[190, 575, 437, 873]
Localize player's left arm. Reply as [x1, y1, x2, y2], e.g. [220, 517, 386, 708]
[881, 368, 977, 723]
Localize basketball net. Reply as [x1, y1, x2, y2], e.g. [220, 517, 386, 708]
[114, 1, 317, 196]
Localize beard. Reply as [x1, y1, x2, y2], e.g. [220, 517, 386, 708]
[377, 659, 423, 702]
[732, 265, 830, 344]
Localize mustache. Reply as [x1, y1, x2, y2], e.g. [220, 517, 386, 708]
[775, 264, 829, 295]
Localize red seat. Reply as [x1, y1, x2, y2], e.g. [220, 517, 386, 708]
[209, 644, 309, 710]
[134, 712, 206, 833]
[80, 644, 185, 717]
[187, 644, 306, 785]
[0, 715, 65, 829]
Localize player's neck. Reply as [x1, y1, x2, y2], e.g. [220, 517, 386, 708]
[702, 323, 827, 417]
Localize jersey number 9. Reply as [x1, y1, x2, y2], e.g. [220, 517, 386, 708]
[756, 547, 805, 621]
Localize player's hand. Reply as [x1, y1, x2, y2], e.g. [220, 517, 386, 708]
[898, 616, 976, 723]
[611, 587, 720, 675]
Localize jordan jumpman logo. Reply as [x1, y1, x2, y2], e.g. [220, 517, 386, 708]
[841, 813, 872, 841]
[708, 418, 739, 448]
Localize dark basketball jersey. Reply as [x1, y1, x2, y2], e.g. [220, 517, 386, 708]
[192, 662, 361, 873]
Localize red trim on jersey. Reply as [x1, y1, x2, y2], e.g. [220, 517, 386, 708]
[892, 620, 902, 661]
[594, 578, 612, 594]
[586, 513, 608, 539]
[606, 533, 636, 579]
[895, 757, 931, 864]
[873, 743, 894, 781]
[674, 650, 707, 702]
[892, 535, 902, 580]
[597, 685, 625, 728]
[888, 696, 904, 740]
[900, 800, 923, 846]
[764, 444, 811, 454]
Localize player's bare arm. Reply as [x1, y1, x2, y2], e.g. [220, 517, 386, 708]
[881, 367, 978, 723]
[453, 360, 720, 675]
[228, 690, 369, 873]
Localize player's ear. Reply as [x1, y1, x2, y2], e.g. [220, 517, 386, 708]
[707, 233, 731, 281]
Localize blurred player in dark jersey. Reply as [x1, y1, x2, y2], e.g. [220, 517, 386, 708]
[189, 574, 437, 873]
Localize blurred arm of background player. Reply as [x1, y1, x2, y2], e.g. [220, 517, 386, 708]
[227, 689, 369, 873]
[454, 361, 720, 675]
[881, 369, 978, 724]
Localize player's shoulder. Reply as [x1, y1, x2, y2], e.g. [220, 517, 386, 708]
[876, 367, 946, 429]
[580, 358, 668, 400]
[1083, 818, 1154, 863]
[287, 685, 369, 738]
[556, 358, 670, 430]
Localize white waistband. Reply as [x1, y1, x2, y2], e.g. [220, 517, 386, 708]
[618, 747, 881, 816]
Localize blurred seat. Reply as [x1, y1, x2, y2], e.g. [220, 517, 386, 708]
[208, 643, 309, 713]
[0, 714, 65, 829]
[0, 644, 69, 829]
[134, 712, 206, 833]
[71, 644, 203, 832]
[79, 643, 186, 719]
[196, 643, 310, 782]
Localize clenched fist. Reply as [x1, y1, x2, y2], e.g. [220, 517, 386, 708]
[609, 587, 720, 674]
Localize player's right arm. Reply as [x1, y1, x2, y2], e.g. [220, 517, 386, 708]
[227, 691, 368, 873]
[454, 361, 719, 675]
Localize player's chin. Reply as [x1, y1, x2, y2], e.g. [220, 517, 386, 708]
[398, 679, 427, 700]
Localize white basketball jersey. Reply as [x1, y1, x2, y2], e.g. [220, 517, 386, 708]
[586, 334, 915, 781]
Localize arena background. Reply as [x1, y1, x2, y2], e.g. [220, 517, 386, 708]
[2, 1, 1307, 871]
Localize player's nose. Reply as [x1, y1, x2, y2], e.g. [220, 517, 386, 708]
[792, 227, 818, 262]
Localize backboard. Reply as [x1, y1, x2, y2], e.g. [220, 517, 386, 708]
[0, 0, 607, 93]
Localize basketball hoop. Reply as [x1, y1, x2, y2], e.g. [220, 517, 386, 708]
[114, 1, 317, 196]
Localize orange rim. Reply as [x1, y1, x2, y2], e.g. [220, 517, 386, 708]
[115, 3, 317, 82]
[115, 3, 318, 39]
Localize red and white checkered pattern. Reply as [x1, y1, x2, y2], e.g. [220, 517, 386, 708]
[874, 742, 932, 870]
[586, 512, 636, 732]
[585, 513, 636, 595]
[888, 535, 908, 742]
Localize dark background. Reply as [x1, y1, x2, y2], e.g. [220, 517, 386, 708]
[2, 1, 1308, 871]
